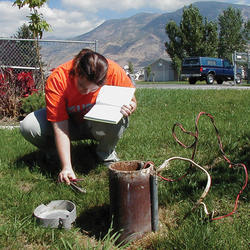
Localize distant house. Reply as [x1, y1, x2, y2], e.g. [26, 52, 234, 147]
[144, 58, 177, 82]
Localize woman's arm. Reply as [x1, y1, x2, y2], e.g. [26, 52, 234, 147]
[52, 120, 76, 185]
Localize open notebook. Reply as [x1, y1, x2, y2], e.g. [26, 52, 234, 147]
[84, 85, 135, 124]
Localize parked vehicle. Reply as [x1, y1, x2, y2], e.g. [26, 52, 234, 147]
[181, 57, 242, 84]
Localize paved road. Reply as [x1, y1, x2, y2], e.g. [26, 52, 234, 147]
[136, 83, 250, 90]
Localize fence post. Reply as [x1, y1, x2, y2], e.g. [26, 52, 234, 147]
[248, 51, 250, 84]
[95, 40, 98, 52]
[233, 51, 237, 84]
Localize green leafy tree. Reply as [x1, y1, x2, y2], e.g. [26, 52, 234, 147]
[1, 24, 36, 67]
[13, 23, 38, 67]
[165, 21, 184, 80]
[242, 19, 250, 43]
[180, 5, 204, 56]
[172, 55, 182, 81]
[13, 0, 52, 90]
[14, 23, 33, 39]
[145, 66, 151, 82]
[203, 18, 218, 57]
[13, 0, 51, 39]
[165, 5, 218, 79]
[128, 61, 134, 74]
[218, 7, 246, 61]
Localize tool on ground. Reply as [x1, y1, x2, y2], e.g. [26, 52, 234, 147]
[70, 178, 86, 193]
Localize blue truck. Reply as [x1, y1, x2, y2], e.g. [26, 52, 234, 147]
[181, 57, 241, 84]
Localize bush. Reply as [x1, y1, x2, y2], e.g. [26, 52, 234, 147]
[0, 68, 39, 118]
[21, 91, 46, 114]
[0, 84, 21, 118]
[0, 68, 22, 118]
[17, 71, 37, 97]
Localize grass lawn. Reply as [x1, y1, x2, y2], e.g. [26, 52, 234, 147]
[0, 89, 249, 249]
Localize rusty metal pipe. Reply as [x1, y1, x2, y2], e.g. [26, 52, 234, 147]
[109, 160, 157, 243]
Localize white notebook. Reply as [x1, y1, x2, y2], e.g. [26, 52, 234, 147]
[84, 85, 135, 124]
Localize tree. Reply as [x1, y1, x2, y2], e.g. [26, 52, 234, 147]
[13, 24, 38, 67]
[180, 5, 204, 56]
[203, 18, 218, 57]
[165, 5, 218, 79]
[0, 24, 36, 67]
[13, 0, 51, 89]
[13, 0, 51, 39]
[218, 7, 246, 61]
[242, 19, 250, 43]
[145, 66, 151, 82]
[128, 61, 134, 74]
[14, 23, 33, 39]
[165, 21, 184, 80]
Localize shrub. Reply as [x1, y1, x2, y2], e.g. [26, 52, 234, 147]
[21, 91, 46, 115]
[16, 71, 38, 97]
[0, 68, 22, 118]
[0, 68, 39, 118]
[0, 84, 21, 118]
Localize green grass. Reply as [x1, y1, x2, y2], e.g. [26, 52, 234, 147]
[0, 89, 249, 249]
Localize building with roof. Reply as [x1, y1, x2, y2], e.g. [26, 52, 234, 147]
[144, 58, 177, 82]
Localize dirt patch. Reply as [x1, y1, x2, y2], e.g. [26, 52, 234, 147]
[18, 181, 35, 192]
[110, 160, 145, 171]
[126, 207, 176, 250]
[158, 206, 179, 229]
[0, 117, 20, 126]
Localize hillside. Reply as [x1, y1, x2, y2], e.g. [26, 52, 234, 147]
[42, 1, 250, 69]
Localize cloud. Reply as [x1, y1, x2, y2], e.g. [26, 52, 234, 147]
[0, 1, 103, 39]
[0, 0, 249, 39]
[62, 0, 249, 13]
[62, 0, 184, 12]
[0, 1, 29, 37]
[62, 0, 146, 12]
[41, 5, 103, 38]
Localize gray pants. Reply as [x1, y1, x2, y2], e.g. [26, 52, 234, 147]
[20, 108, 129, 162]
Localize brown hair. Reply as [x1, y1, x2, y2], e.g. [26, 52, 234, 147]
[70, 49, 108, 86]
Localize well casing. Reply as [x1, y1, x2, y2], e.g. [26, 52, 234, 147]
[109, 160, 156, 243]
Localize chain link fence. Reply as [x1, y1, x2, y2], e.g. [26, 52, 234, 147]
[0, 38, 98, 88]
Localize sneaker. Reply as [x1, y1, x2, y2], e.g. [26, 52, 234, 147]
[96, 150, 120, 167]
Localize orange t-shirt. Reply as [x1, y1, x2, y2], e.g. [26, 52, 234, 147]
[45, 59, 135, 123]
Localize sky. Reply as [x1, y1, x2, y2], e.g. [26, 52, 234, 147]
[0, 0, 249, 39]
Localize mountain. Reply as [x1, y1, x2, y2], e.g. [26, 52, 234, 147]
[43, 1, 250, 69]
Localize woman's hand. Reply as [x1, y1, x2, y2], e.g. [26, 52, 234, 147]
[121, 100, 137, 117]
[58, 166, 76, 185]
